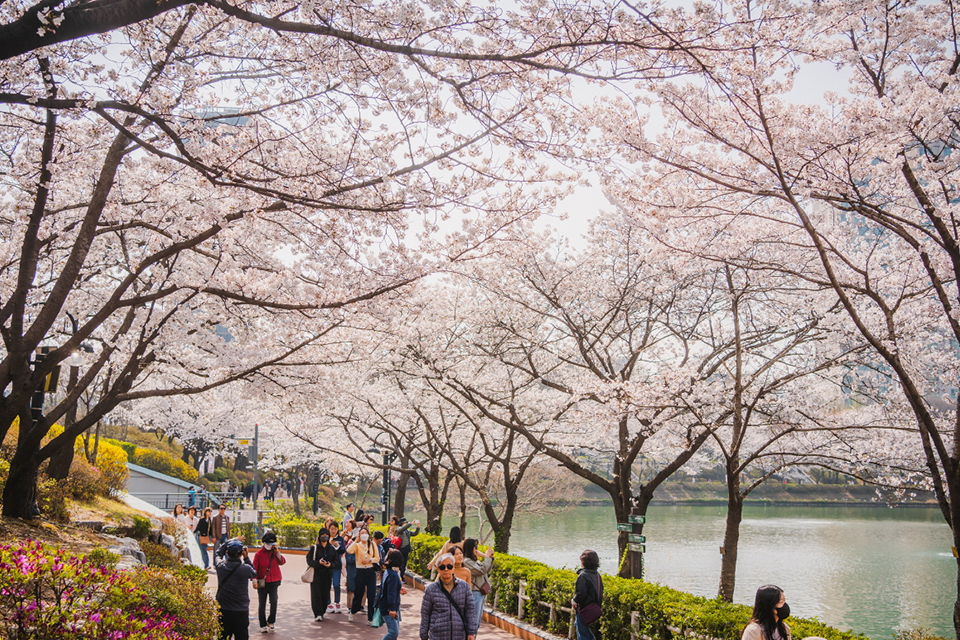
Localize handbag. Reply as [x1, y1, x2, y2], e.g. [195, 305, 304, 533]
[479, 580, 492, 596]
[578, 573, 603, 625]
[257, 548, 274, 589]
[301, 566, 314, 583]
[371, 608, 384, 628]
[199, 535, 210, 545]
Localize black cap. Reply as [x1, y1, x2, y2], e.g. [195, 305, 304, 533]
[262, 531, 278, 544]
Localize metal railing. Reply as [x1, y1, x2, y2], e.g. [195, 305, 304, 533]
[129, 491, 244, 512]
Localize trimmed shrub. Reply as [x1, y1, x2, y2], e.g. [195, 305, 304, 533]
[408, 534, 864, 640]
[63, 457, 108, 501]
[85, 546, 121, 568]
[132, 448, 198, 483]
[141, 540, 179, 569]
[87, 438, 130, 493]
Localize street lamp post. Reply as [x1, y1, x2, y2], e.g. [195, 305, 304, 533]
[370, 434, 398, 526]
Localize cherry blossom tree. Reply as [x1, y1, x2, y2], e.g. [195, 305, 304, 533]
[4, 0, 645, 518]
[594, 0, 960, 627]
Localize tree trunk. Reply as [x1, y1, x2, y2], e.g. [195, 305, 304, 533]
[457, 477, 468, 535]
[718, 491, 743, 602]
[47, 366, 79, 480]
[617, 490, 650, 579]
[290, 472, 302, 517]
[2, 448, 40, 518]
[393, 454, 410, 518]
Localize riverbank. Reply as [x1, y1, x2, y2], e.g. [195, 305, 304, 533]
[569, 481, 937, 507]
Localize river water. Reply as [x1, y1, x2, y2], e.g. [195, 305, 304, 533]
[415, 504, 956, 639]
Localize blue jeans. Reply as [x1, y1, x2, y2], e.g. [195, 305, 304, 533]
[575, 611, 595, 640]
[472, 590, 485, 630]
[331, 567, 342, 603]
[196, 532, 210, 568]
[381, 612, 399, 640]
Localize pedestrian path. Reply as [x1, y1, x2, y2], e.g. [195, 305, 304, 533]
[205, 552, 518, 640]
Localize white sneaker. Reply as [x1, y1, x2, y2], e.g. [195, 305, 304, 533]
[268, 624, 275, 633]
[259, 628, 268, 634]
[326, 604, 336, 614]
[347, 613, 354, 622]
[315, 615, 323, 622]
[335, 603, 342, 613]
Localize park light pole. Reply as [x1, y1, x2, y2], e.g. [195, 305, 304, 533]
[370, 433, 397, 526]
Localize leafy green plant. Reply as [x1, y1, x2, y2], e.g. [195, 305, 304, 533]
[131, 448, 198, 482]
[84, 546, 121, 568]
[131, 515, 153, 539]
[141, 540, 179, 569]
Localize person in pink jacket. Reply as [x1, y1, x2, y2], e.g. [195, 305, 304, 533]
[252, 531, 287, 634]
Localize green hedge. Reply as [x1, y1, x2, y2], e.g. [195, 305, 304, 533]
[408, 534, 864, 640]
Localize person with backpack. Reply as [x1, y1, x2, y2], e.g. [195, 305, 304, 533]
[215, 538, 257, 640]
[419, 552, 476, 640]
[252, 531, 286, 634]
[572, 549, 603, 640]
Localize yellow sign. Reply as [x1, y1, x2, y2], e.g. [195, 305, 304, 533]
[236, 439, 253, 445]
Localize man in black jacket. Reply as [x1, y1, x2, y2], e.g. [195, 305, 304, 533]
[216, 538, 257, 639]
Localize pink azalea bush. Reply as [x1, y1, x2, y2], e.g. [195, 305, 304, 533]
[0, 540, 190, 639]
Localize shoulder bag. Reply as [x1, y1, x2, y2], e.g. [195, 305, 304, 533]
[301, 546, 315, 583]
[257, 551, 274, 589]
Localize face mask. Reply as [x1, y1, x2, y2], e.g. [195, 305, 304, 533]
[775, 603, 790, 620]
[360, 533, 369, 542]
[263, 543, 274, 550]
[320, 536, 329, 542]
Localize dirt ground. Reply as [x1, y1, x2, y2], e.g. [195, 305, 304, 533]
[0, 495, 154, 554]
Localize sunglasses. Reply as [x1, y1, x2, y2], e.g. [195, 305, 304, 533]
[437, 564, 454, 570]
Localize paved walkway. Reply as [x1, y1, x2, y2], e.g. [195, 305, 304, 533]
[205, 552, 517, 640]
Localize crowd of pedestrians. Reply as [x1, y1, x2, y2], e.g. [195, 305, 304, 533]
[191, 502, 790, 640]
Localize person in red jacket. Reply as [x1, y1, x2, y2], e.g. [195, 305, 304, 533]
[253, 531, 286, 634]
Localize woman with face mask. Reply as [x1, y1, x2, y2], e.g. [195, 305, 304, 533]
[742, 585, 792, 640]
[307, 527, 341, 622]
[253, 531, 286, 633]
[346, 525, 381, 625]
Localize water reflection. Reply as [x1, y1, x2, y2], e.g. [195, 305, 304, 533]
[412, 505, 955, 639]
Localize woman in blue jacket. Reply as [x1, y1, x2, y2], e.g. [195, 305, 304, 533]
[378, 549, 407, 640]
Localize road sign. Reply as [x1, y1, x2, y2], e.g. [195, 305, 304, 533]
[235, 438, 254, 446]
[628, 515, 646, 524]
[228, 509, 259, 524]
[629, 543, 645, 553]
[628, 533, 646, 543]
[616, 523, 633, 532]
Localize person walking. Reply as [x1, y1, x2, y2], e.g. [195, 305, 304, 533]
[742, 585, 792, 640]
[419, 552, 476, 640]
[327, 521, 347, 614]
[183, 505, 200, 532]
[211, 503, 232, 558]
[307, 527, 341, 622]
[572, 550, 603, 640]
[462, 538, 494, 633]
[347, 526, 381, 625]
[253, 531, 286, 634]
[343, 520, 358, 612]
[172, 503, 185, 520]
[377, 549, 407, 640]
[215, 539, 257, 640]
[396, 517, 420, 578]
[196, 506, 213, 570]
